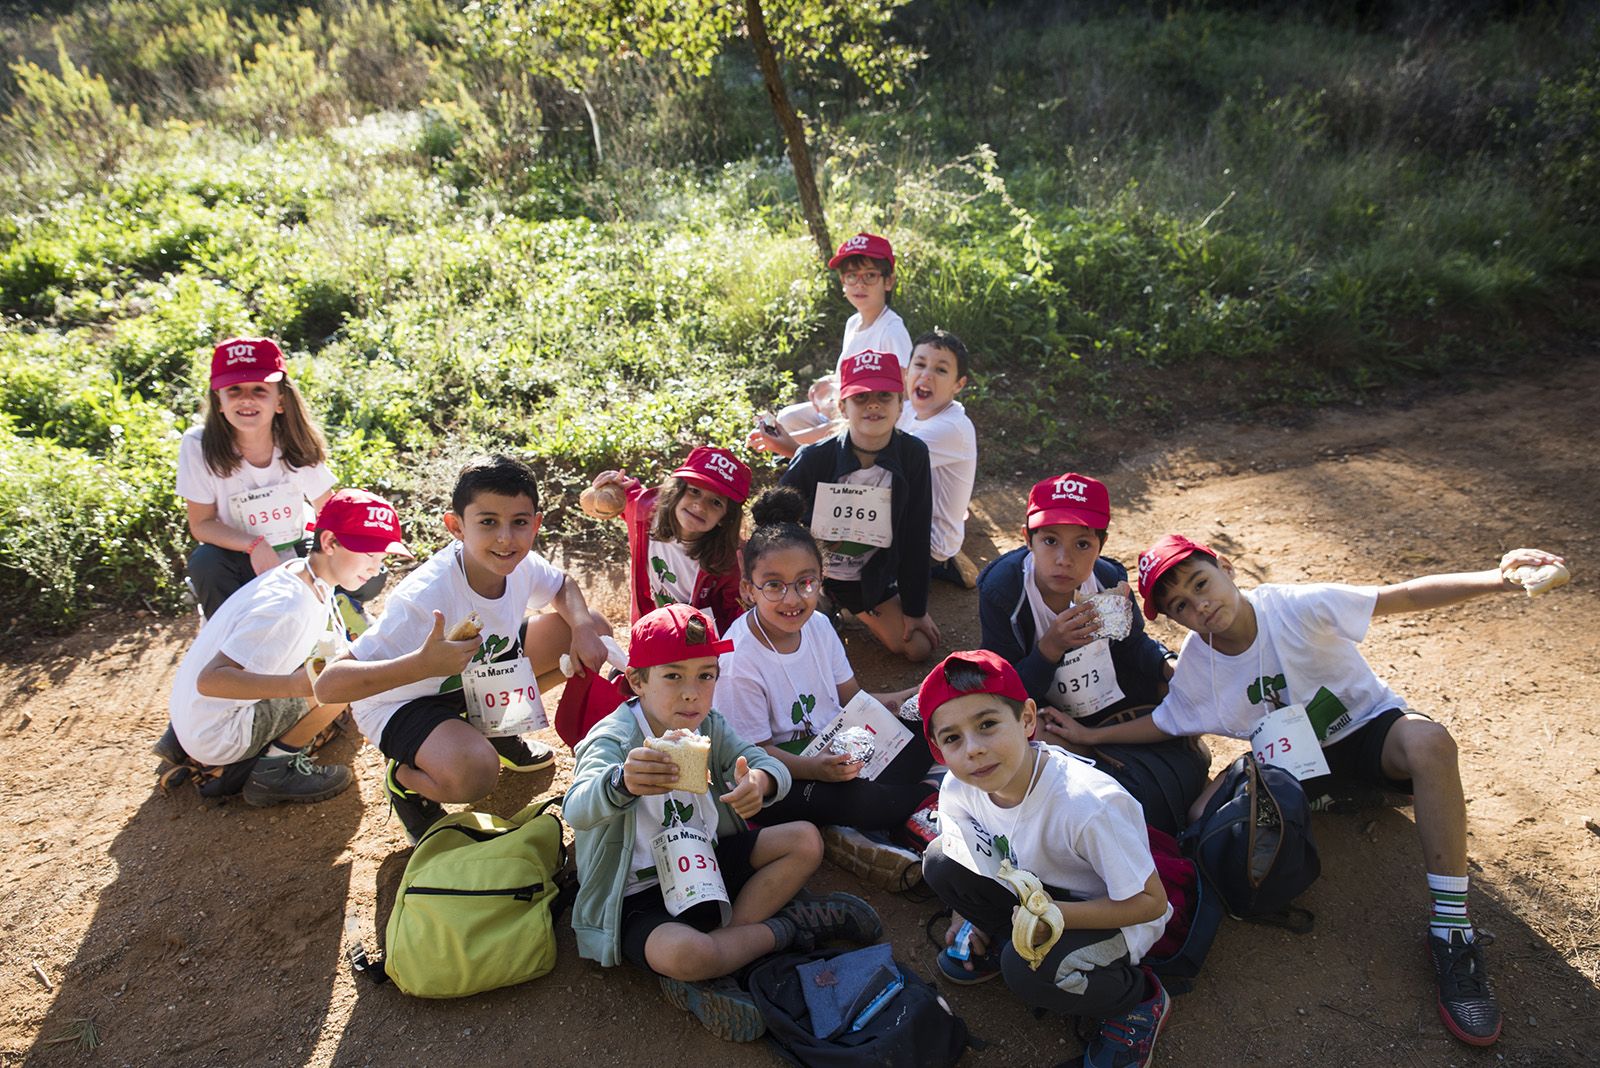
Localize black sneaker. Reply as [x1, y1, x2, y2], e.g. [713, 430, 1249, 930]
[151, 724, 190, 767]
[242, 749, 353, 807]
[490, 734, 555, 773]
[779, 889, 883, 951]
[1427, 931, 1502, 1046]
[658, 976, 766, 1042]
[385, 759, 445, 846]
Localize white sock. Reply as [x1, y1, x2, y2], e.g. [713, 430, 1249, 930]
[1427, 872, 1473, 942]
[266, 741, 300, 759]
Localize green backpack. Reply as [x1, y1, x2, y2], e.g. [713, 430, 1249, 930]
[381, 798, 566, 998]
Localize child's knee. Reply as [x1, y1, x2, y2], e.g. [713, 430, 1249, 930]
[649, 934, 718, 981]
[430, 745, 500, 801]
[770, 821, 824, 869]
[1401, 718, 1458, 772]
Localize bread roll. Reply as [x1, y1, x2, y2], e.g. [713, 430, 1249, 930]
[446, 611, 483, 641]
[1505, 562, 1570, 597]
[580, 483, 627, 520]
[644, 729, 711, 794]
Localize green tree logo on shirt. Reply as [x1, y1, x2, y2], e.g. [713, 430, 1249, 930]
[662, 799, 695, 827]
[1248, 673, 1289, 709]
[651, 555, 678, 584]
[790, 693, 816, 728]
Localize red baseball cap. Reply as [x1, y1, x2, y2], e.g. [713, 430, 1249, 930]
[628, 603, 734, 669]
[210, 337, 286, 390]
[916, 650, 1032, 764]
[838, 349, 905, 400]
[1136, 534, 1217, 620]
[314, 489, 412, 556]
[1026, 472, 1110, 531]
[671, 446, 751, 504]
[827, 232, 895, 270]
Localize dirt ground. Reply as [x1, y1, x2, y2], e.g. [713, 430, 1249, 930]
[3, 361, 1598, 1068]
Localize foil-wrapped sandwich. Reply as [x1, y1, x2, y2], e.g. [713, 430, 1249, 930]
[827, 725, 877, 765]
[1084, 589, 1134, 641]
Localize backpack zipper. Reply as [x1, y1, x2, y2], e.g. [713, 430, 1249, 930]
[405, 883, 543, 902]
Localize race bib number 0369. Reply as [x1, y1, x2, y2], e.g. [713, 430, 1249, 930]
[811, 483, 893, 548]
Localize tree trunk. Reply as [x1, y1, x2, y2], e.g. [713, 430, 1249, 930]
[743, 0, 832, 262]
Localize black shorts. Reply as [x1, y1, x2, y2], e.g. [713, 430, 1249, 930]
[823, 578, 898, 615]
[619, 830, 763, 974]
[378, 690, 469, 769]
[1305, 707, 1418, 795]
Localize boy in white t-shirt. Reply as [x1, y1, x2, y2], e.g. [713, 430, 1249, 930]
[159, 489, 412, 806]
[1054, 534, 1570, 1048]
[315, 456, 613, 843]
[770, 232, 912, 446]
[900, 328, 979, 587]
[919, 650, 1173, 1068]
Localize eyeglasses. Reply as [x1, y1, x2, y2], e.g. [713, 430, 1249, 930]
[754, 576, 822, 602]
[840, 271, 882, 286]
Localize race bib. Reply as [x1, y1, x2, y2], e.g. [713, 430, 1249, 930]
[1250, 704, 1331, 781]
[811, 483, 893, 548]
[1048, 640, 1124, 718]
[651, 823, 731, 921]
[461, 657, 548, 737]
[228, 483, 306, 550]
[799, 690, 914, 781]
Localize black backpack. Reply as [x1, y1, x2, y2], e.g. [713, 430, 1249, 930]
[747, 950, 970, 1067]
[1178, 753, 1320, 929]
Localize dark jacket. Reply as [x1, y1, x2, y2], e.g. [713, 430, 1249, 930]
[779, 429, 933, 618]
[977, 548, 1173, 719]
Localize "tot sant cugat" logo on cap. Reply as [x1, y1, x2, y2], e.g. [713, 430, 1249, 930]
[704, 453, 740, 481]
[1052, 476, 1089, 502]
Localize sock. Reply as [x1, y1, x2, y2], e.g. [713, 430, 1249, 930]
[266, 741, 301, 759]
[763, 915, 797, 952]
[1427, 873, 1473, 942]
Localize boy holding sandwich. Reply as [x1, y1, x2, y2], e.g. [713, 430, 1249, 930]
[567, 603, 883, 1042]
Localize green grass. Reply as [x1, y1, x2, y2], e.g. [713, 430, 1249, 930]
[0, 0, 1597, 628]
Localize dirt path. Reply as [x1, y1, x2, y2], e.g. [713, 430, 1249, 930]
[3, 365, 1598, 1067]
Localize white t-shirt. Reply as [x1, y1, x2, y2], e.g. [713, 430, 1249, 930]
[836, 307, 913, 376]
[818, 465, 892, 581]
[898, 401, 976, 561]
[937, 744, 1170, 963]
[175, 426, 335, 550]
[645, 537, 701, 613]
[1152, 584, 1403, 746]
[348, 541, 566, 744]
[168, 561, 334, 765]
[714, 611, 854, 746]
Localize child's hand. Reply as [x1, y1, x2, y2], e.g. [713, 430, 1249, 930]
[622, 746, 680, 796]
[1038, 600, 1101, 661]
[718, 756, 769, 818]
[746, 417, 799, 458]
[903, 613, 941, 650]
[944, 911, 991, 969]
[809, 751, 863, 782]
[414, 610, 481, 676]
[248, 538, 281, 576]
[1498, 547, 1565, 575]
[1038, 706, 1096, 748]
[567, 616, 614, 676]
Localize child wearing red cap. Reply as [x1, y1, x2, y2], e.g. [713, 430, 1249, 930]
[580, 445, 752, 629]
[567, 603, 882, 1042]
[974, 473, 1208, 834]
[918, 650, 1173, 1068]
[1060, 534, 1570, 1048]
[177, 337, 379, 619]
[315, 456, 614, 844]
[777, 349, 939, 662]
[760, 231, 912, 448]
[157, 489, 412, 806]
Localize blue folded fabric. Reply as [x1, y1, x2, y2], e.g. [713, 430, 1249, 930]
[796, 944, 897, 1039]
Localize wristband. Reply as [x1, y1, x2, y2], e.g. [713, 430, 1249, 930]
[248, 535, 267, 553]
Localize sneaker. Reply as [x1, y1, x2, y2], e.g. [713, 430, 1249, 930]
[658, 976, 766, 1042]
[779, 889, 884, 951]
[823, 825, 924, 891]
[385, 759, 445, 846]
[1083, 968, 1170, 1068]
[151, 724, 190, 767]
[242, 748, 353, 807]
[1427, 931, 1502, 1046]
[491, 734, 555, 773]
